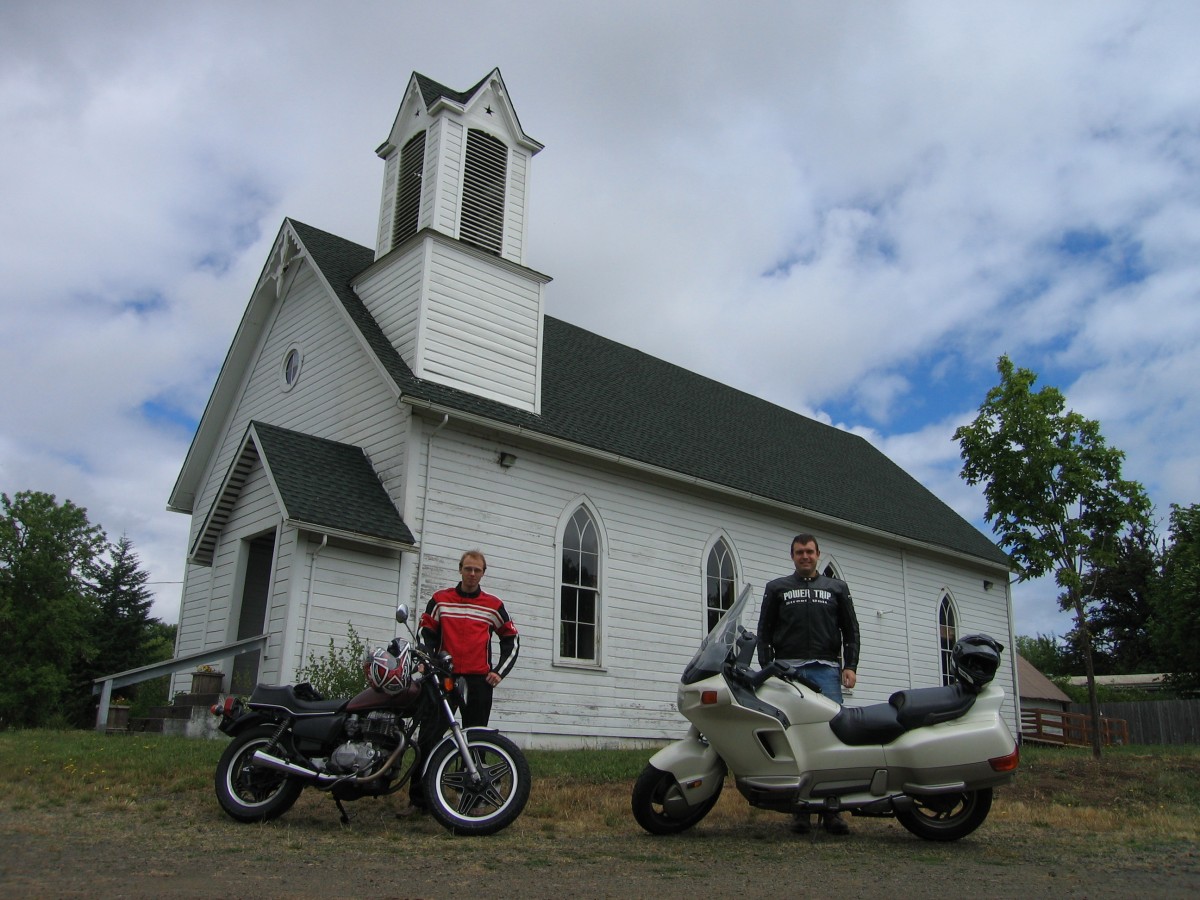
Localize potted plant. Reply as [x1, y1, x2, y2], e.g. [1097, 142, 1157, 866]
[106, 696, 132, 730]
[190, 664, 225, 694]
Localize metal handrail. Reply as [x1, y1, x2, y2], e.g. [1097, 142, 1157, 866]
[92, 634, 267, 732]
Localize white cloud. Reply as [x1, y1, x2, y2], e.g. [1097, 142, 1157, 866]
[2, 0, 1198, 640]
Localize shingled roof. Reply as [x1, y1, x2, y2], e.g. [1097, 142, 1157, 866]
[290, 219, 1007, 568]
[251, 421, 415, 547]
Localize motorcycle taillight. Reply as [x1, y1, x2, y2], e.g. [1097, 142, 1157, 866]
[989, 746, 1020, 772]
[212, 695, 242, 718]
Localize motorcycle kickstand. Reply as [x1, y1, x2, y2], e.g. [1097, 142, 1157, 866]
[333, 796, 351, 826]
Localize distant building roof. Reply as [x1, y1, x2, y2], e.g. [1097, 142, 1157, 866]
[1067, 673, 1168, 691]
[1017, 654, 1071, 703]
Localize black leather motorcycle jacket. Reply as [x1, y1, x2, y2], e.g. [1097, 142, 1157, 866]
[756, 572, 860, 671]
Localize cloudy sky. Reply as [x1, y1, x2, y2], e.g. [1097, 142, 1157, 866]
[3, 1, 1198, 642]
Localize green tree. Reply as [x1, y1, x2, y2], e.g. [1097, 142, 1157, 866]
[954, 356, 1151, 758]
[1154, 503, 1200, 693]
[1015, 632, 1074, 676]
[91, 536, 157, 676]
[82, 535, 166, 720]
[1087, 522, 1162, 674]
[0, 491, 107, 728]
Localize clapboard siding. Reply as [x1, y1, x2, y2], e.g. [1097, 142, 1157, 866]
[188, 264, 407, 552]
[418, 241, 541, 410]
[407, 423, 1016, 744]
[175, 260, 410, 686]
[172, 456, 284, 692]
[283, 541, 402, 678]
[356, 243, 425, 368]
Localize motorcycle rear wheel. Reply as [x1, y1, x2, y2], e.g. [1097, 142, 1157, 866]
[422, 731, 530, 836]
[631, 763, 723, 835]
[896, 787, 992, 841]
[214, 725, 304, 823]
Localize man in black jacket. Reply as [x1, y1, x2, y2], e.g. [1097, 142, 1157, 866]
[757, 533, 860, 835]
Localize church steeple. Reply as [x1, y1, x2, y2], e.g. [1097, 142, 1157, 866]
[357, 70, 551, 415]
[373, 68, 543, 265]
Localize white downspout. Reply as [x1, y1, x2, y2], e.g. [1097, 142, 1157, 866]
[413, 414, 450, 609]
[297, 533, 328, 678]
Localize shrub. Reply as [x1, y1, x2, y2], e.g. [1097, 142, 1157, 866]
[296, 625, 368, 698]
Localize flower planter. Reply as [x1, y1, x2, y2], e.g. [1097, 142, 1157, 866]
[106, 706, 131, 730]
[191, 672, 225, 694]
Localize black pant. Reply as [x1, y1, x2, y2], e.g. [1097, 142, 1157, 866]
[410, 675, 494, 805]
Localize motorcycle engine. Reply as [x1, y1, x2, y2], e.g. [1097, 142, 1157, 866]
[327, 712, 402, 775]
[329, 741, 381, 775]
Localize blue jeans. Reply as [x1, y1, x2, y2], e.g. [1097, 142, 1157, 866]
[795, 663, 843, 704]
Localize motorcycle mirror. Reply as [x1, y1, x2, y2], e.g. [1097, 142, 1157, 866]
[395, 604, 410, 625]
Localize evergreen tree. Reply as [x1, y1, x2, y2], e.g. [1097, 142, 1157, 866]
[91, 536, 157, 679]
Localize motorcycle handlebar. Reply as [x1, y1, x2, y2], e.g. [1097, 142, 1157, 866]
[731, 660, 823, 693]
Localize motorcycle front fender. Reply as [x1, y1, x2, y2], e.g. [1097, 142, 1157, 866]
[421, 726, 502, 776]
[647, 726, 727, 807]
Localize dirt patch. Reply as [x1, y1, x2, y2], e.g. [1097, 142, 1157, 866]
[3, 760, 1199, 900]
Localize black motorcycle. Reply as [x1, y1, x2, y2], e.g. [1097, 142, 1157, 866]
[211, 605, 530, 836]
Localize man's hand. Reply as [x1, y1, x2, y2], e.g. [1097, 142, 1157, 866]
[842, 668, 857, 690]
[485, 672, 502, 687]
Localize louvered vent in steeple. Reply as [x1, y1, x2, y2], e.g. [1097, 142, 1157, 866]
[460, 128, 508, 255]
[391, 131, 426, 247]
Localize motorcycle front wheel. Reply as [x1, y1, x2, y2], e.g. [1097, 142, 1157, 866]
[631, 763, 723, 835]
[422, 731, 530, 836]
[896, 787, 992, 841]
[214, 725, 304, 823]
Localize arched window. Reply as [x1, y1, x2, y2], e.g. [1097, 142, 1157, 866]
[560, 506, 600, 663]
[705, 538, 737, 632]
[392, 131, 426, 248]
[460, 128, 507, 254]
[938, 593, 958, 686]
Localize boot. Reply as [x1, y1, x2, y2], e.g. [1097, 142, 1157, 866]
[823, 811, 850, 835]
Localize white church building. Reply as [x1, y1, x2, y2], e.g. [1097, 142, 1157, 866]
[167, 69, 1017, 746]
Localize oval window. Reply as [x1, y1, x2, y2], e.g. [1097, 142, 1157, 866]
[281, 347, 302, 391]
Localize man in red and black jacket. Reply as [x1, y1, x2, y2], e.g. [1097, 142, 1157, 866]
[419, 549, 520, 727]
[404, 550, 519, 813]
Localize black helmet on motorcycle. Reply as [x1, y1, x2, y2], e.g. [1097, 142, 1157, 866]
[950, 634, 1003, 692]
[364, 643, 412, 695]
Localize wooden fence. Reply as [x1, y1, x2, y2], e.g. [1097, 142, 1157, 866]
[1021, 708, 1129, 747]
[1068, 699, 1200, 745]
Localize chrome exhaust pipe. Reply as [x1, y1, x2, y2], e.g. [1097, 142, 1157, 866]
[252, 750, 339, 784]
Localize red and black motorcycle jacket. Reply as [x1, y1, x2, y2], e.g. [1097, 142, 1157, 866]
[755, 572, 860, 671]
[419, 584, 519, 678]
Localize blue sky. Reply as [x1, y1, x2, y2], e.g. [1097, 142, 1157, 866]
[2, 1, 1198, 646]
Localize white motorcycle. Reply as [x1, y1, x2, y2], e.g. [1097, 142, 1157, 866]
[631, 585, 1019, 841]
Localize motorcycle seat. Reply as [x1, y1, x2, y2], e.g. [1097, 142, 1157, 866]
[829, 684, 978, 746]
[888, 684, 976, 729]
[250, 684, 346, 715]
[828, 703, 906, 746]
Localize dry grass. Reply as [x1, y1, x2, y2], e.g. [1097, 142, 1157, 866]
[1, 732, 1198, 897]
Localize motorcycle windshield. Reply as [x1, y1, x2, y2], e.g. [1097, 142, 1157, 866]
[681, 583, 754, 685]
